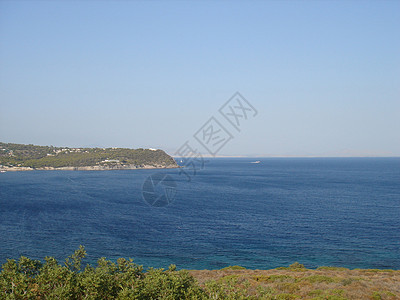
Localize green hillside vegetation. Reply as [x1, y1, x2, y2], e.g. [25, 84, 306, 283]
[1, 247, 399, 299]
[0, 142, 177, 169]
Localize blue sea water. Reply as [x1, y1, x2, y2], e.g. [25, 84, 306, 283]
[0, 158, 399, 270]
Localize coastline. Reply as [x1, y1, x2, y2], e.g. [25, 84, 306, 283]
[0, 164, 179, 172]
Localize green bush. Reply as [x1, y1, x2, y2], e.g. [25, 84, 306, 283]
[0, 246, 202, 299]
[276, 262, 308, 272]
[289, 262, 305, 269]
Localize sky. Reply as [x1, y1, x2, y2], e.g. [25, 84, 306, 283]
[0, 0, 399, 157]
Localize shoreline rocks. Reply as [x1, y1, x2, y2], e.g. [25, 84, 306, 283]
[0, 164, 179, 172]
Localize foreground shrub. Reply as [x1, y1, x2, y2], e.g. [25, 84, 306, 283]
[0, 246, 202, 299]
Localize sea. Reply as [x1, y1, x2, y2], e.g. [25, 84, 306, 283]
[0, 158, 399, 270]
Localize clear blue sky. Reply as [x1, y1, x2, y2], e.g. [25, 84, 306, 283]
[1, 1, 399, 156]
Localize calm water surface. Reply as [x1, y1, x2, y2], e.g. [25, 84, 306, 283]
[0, 158, 399, 270]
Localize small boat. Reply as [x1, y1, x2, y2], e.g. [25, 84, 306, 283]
[0, 170, 6, 173]
[250, 161, 260, 164]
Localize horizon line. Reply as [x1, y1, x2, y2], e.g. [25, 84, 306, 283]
[172, 155, 400, 158]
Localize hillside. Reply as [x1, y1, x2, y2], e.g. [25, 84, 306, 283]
[0, 142, 177, 171]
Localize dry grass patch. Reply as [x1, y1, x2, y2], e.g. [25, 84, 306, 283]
[252, 274, 296, 283]
[317, 266, 350, 271]
[220, 265, 247, 271]
[189, 265, 400, 299]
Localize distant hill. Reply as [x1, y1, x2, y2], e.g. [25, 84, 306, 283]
[0, 142, 177, 171]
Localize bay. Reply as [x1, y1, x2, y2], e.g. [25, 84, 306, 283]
[0, 158, 399, 270]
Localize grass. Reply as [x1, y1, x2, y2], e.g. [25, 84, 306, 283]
[317, 266, 349, 271]
[253, 274, 296, 283]
[189, 263, 400, 299]
[355, 268, 396, 273]
[220, 265, 247, 271]
[301, 275, 339, 283]
[371, 290, 397, 299]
